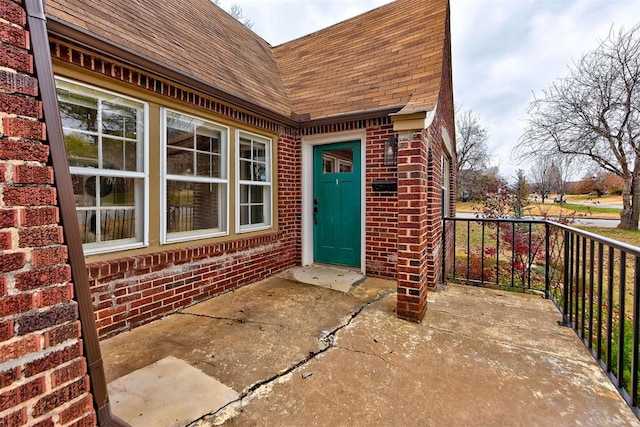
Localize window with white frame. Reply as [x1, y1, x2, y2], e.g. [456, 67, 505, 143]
[442, 153, 450, 217]
[162, 110, 228, 242]
[237, 132, 272, 232]
[56, 78, 148, 254]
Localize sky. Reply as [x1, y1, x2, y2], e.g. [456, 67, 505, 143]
[216, 0, 640, 181]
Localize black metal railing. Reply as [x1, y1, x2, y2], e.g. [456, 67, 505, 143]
[443, 217, 640, 419]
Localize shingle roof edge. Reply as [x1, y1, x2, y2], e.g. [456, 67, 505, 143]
[46, 16, 300, 127]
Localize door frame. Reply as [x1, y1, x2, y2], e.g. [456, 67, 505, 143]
[301, 130, 366, 273]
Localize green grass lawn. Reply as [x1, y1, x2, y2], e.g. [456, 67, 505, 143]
[562, 203, 620, 216]
[576, 226, 640, 248]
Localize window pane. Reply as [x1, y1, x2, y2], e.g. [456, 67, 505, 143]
[58, 92, 98, 132]
[65, 131, 98, 164]
[196, 152, 221, 178]
[196, 130, 221, 153]
[167, 127, 193, 149]
[240, 184, 249, 204]
[240, 205, 249, 226]
[102, 102, 138, 138]
[100, 208, 136, 241]
[323, 148, 353, 173]
[251, 205, 264, 224]
[239, 159, 252, 181]
[252, 162, 266, 182]
[166, 181, 225, 233]
[101, 178, 135, 207]
[253, 143, 266, 162]
[166, 147, 193, 175]
[72, 175, 97, 207]
[77, 210, 96, 243]
[103, 138, 138, 171]
[239, 139, 252, 160]
[251, 185, 264, 203]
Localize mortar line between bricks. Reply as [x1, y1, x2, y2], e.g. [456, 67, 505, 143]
[187, 289, 396, 426]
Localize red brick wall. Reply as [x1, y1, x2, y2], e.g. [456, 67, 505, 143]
[396, 129, 430, 321]
[0, 0, 96, 424]
[87, 130, 300, 338]
[395, 9, 456, 321]
[365, 123, 398, 278]
[89, 232, 297, 338]
[44, 40, 302, 339]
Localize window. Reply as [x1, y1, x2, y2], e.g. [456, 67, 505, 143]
[162, 110, 228, 242]
[442, 154, 450, 217]
[237, 132, 272, 232]
[322, 148, 353, 173]
[56, 78, 148, 254]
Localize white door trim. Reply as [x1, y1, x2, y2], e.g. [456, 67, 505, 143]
[301, 130, 367, 273]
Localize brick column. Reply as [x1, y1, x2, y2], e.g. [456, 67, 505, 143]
[396, 130, 430, 321]
[396, 127, 444, 322]
[0, 0, 96, 425]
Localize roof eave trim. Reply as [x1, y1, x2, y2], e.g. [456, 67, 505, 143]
[299, 106, 404, 127]
[46, 17, 299, 128]
[390, 103, 438, 131]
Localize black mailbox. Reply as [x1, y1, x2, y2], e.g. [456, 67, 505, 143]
[372, 180, 397, 192]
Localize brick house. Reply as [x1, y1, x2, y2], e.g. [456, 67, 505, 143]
[1, 0, 455, 424]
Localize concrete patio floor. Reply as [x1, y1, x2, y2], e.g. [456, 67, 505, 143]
[100, 275, 640, 426]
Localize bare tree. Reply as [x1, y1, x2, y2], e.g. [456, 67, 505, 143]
[229, 4, 254, 29]
[528, 156, 554, 203]
[516, 25, 640, 229]
[456, 109, 489, 174]
[211, 0, 253, 29]
[456, 109, 490, 198]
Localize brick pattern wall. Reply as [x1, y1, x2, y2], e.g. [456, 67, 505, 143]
[396, 129, 430, 321]
[395, 10, 456, 321]
[0, 0, 96, 425]
[365, 123, 398, 278]
[89, 233, 295, 338]
[88, 130, 300, 339]
[46, 39, 302, 339]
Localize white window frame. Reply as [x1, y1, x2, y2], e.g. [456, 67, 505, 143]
[235, 130, 273, 233]
[160, 109, 230, 244]
[55, 77, 149, 255]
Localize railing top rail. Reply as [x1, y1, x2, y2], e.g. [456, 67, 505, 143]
[443, 216, 547, 225]
[548, 220, 640, 256]
[444, 216, 640, 257]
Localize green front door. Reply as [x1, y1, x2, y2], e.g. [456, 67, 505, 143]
[313, 141, 361, 267]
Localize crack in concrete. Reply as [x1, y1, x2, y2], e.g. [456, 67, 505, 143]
[178, 311, 285, 328]
[335, 345, 392, 364]
[188, 289, 396, 426]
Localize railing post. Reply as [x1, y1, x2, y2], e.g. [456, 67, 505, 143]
[617, 251, 626, 389]
[545, 222, 550, 298]
[632, 256, 640, 407]
[441, 218, 446, 286]
[562, 229, 570, 325]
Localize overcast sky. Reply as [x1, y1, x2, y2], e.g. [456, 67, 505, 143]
[218, 0, 640, 181]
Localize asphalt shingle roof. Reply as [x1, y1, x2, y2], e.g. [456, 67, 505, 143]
[45, 0, 292, 117]
[274, 0, 448, 120]
[45, 0, 448, 122]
